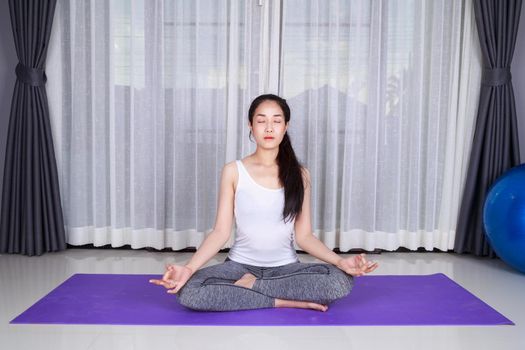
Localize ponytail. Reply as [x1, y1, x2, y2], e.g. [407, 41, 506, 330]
[248, 94, 305, 223]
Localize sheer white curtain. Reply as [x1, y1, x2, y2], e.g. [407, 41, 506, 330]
[47, 0, 273, 249]
[281, 0, 481, 251]
[46, 0, 481, 251]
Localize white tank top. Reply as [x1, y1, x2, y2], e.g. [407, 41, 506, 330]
[227, 160, 298, 267]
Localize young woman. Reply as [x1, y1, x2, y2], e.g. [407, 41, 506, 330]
[150, 94, 378, 312]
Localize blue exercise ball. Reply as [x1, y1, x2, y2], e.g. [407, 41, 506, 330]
[483, 163, 525, 273]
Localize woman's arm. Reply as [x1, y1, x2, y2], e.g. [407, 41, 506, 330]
[294, 168, 378, 276]
[294, 168, 341, 265]
[293, 168, 342, 265]
[150, 162, 236, 292]
[184, 161, 237, 273]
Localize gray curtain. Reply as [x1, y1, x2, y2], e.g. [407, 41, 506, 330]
[454, 0, 522, 256]
[0, 0, 66, 256]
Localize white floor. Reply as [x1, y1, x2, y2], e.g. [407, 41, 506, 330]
[1, 249, 525, 350]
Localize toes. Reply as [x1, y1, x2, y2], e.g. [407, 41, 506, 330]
[307, 302, 328, 312]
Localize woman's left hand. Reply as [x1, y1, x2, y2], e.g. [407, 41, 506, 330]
[336, 253, 379, 277]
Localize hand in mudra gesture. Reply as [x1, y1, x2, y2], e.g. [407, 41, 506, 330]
[336, 253, 378, 277]
[149, 264, 193, 294]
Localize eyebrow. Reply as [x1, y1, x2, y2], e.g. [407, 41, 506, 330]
[255, 114, 283, 118]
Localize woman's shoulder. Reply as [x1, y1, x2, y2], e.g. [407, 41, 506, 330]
[221, 160, 240, 177]
[300, 165, 310, 176]
[222, 160, 240, 191]
[300, 165, 311, 189]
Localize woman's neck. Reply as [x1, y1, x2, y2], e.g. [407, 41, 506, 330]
[251, 147, 279, 167]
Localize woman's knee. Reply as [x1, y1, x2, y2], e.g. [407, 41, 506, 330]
[327, 266, 354, 298]
[176, 284, 207, 310]
[297, 264, 353, 299]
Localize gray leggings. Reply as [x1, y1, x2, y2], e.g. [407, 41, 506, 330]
[176, 258, 354, 311]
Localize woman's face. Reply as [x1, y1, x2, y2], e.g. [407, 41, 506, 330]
[249, 100, 288, 149]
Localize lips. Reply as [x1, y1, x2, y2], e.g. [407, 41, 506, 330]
[264, 137, 274, 140]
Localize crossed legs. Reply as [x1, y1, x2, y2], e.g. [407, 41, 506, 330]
[176, 260, 353, 312]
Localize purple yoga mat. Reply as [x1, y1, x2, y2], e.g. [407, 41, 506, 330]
[10, 273, 513, 326]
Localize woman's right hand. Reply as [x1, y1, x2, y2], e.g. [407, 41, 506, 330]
[149, 264, 194, 294]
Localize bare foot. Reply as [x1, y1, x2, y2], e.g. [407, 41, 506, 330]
[275, 298, 328, 312]
[234, 273, 257, 289]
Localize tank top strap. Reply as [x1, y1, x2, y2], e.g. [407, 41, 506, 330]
[236, 159, 284, 193]
[235, 160, 248, 189]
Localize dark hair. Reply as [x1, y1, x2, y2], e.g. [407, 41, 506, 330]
[248, 94, 305, 224]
